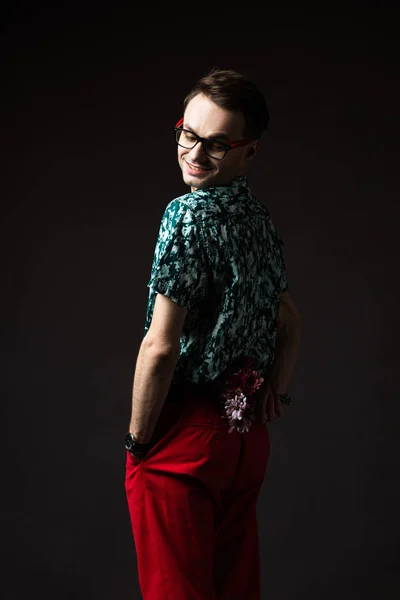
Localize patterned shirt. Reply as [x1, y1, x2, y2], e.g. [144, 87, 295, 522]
[144, 175, 288, 385]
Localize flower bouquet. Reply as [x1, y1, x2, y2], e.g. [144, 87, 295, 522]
[218, 356, 265, 434]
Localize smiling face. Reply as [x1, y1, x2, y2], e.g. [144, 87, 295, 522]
[177, 93, 259, 192]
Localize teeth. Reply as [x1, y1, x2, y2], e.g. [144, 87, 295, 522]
[189, 163, 208, 171]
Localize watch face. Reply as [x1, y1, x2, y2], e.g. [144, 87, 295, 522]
[125, 433, 135, 451]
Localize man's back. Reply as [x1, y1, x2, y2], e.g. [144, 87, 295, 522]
[144, 175, 288, 386]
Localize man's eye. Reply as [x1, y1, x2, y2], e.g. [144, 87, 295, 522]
[209, 141, 226, 150]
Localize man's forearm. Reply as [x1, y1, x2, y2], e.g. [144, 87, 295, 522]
[129, 340, 180, 444]
[270, 322, 301, 394]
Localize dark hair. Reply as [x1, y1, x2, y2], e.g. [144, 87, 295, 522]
[183, 67, 270, 140]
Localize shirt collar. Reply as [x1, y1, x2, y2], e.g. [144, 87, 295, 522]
[195, 175, 250, 198]
[223, 175, 249, 194]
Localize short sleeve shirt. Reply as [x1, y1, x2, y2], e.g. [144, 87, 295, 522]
[144, 175, 288, 385]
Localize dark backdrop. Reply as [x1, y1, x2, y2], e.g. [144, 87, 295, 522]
[2, 5, 399, 599]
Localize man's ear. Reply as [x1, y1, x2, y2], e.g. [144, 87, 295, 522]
[247, 141, 259, 159]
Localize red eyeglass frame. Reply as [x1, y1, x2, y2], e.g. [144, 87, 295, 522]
[175, 118, 255, 154]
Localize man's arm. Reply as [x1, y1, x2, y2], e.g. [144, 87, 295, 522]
[128, 292, 187, 444]
[262, 292, 302, 421]
[129, 340, 180, 444]
[270, 291, 302, 394]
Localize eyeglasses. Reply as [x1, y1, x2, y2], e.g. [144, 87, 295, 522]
[175, 118, 254, 160]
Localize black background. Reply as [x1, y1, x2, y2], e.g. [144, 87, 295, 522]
[2, 4, 399, 599]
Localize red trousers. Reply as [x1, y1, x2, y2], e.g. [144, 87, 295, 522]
[125, 384, 270, 600]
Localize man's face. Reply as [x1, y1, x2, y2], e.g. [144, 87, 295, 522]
[177, 93, 258, 192]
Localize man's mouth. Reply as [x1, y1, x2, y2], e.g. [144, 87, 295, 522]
[185, 160, 213, 174]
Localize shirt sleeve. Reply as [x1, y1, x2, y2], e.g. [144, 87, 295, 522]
[147, 200, 209, 311]
[278, 234, 289, 293]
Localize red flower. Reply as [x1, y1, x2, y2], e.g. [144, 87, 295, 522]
[224, 358, 264, 397]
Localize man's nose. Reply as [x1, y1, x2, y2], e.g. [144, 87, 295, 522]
[188, 140, 207, 162]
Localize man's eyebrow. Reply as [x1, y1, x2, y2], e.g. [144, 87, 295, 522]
[184, 123, 230, 141]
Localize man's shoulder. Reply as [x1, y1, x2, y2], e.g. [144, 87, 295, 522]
[166, 190, 223, 221]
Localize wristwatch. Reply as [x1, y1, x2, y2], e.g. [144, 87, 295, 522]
[125, 432, 151, 457]
[279, 393, 292, 406]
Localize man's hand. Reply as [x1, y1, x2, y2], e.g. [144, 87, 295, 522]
[251, 382, 286, 424]
[129, 447, 150, 462]
[261, 384, 285, 423]
[266, 385, 285, 421]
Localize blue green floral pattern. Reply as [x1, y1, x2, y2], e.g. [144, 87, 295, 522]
[144, 176, 288, 385]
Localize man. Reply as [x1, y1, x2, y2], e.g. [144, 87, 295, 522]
[125, 67, 301, 600]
